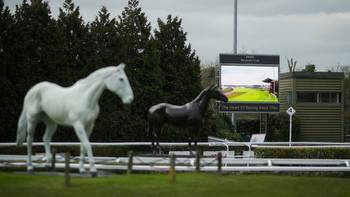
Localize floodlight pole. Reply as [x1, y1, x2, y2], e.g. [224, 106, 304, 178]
[233, 0, 238, 54]
[231, 0, 238, 130]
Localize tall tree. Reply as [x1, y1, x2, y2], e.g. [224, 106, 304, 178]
[88, 6, 122, 141]
[0, 1, 14, 78]
[57, 0, 91, 84]
[13, 0, 58, 83]
[0, 0, 59, 141]
[154, 15, 201, 105]
[90, 6, 119, 66]
[0, 0, 205, 142]
[287, 58, 297, 72]
[94, 0, 163, 141]
[152, 15, 202, 141]
[0, 1, 16, 142]
[117, 0, 151, 65]
[302, 64, 316, 72]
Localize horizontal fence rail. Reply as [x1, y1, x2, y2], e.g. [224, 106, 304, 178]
[2, 141, 350, 173]
[2, 141, 350, 147]
[1, 156, 350, 172]
[0, 142, 212, 147]
[2, 141, 350, 154]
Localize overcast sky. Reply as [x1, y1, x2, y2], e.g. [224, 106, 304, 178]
[5, 0, 350, 72]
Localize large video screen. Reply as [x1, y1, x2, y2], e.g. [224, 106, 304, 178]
[221, 65, 279, 103]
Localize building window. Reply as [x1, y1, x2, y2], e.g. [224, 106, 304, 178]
[319, 92, 341, 103]
[297, 92, 317, 103]
[297, 92, 341, 103]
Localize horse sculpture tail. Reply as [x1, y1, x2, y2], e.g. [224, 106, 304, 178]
[16, 109, 27, 146]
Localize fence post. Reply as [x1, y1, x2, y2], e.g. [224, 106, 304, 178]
[195, 149, 200, 172]
[127, 151, 133, 174]
[64, 152, 70, 188]
[217, 152, 222, 174]
[51, 148, 56, 172]
[169, 154, 176, 183]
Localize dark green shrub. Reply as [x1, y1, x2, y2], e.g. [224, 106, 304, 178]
[0, 145, 151, 157]
[266, 113, 300, 141]
[216, 129, 241, 141]
[236, 119, 259, 135]
[256, 148, 350, 159]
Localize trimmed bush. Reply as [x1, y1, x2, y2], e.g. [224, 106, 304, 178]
[217, 129, 242, 141]
[266, 113, 300, 142]
[256, 148, 350, 159]
[0, 146, 150, 157]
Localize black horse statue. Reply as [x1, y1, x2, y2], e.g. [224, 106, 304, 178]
[147, 84, 228, 153]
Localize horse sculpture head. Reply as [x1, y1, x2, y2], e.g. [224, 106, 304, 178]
[207, 84, 228, 102]
[105, 63, 134, 104]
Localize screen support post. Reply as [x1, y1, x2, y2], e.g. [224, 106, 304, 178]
[231, 112, 236, 132]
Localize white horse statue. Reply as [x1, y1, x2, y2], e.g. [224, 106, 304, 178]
[16, 63, 134, 177]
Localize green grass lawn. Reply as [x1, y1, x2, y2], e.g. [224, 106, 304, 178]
[1, 172, 350, 197]
[226, 87, 278, 102]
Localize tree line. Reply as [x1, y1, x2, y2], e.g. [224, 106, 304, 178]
[0, 0, 202, 142]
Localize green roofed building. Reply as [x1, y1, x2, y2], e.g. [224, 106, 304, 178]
[280, 72, 345, 142]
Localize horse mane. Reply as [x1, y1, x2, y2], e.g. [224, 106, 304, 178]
[191, 84, 215, 103]
[76, 66, 118, 86]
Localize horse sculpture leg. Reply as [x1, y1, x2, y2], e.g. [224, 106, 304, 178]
[148, 124, 155, 154]
[193, 127, 199, 152]
[189, 127, 200, 156]
[149, 124, 162, 154]
[43, 122, 57, 168]
[187, 135, 193, 155]
[155, 127, 163, 154]
[79, 122, 95, 174]
[151, 135, 157, 154]
[26, 121, 37, 173]
[73, 122, 97, 177]
[79, 144, 86, 174]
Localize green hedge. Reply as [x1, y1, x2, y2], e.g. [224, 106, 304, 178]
[1, 145, 204, 157]
[256, 148, 350, 159]
[6, 146, 350, 159]
[0, 145, 231, 157]
[0, 146, 150, 157]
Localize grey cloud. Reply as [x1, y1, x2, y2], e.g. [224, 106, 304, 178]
[4, 0, 350, 71]
[239, 0, 350, 16]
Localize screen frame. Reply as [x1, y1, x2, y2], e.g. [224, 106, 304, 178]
[218, 53, 280, 113]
